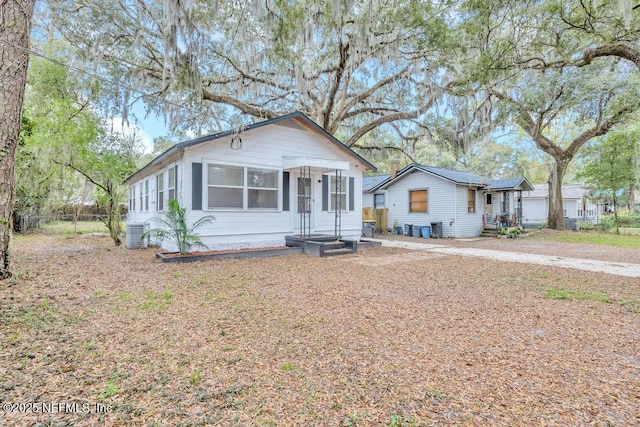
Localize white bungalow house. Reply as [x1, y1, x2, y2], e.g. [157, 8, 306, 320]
[368, 163, 533, 238]
[522, 184, 602, 228]
[124, 112, 376, 252]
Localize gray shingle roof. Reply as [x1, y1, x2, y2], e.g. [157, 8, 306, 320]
[413, 164, 489, 186]
[363, 174, 391, 191]
[487, 177, 534, 191]
[369, 163, 531, 192]
[524, 184, 587, 199]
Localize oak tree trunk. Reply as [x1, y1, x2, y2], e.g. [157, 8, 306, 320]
[0, 0, 36, 279]
[547, 158, 568, 230]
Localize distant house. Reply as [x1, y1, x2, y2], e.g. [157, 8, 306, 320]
[362, 174, 390, 209]
[522, 184, 602, 228]
[369, 163, 533, 238]
[124, 111, 376, 252]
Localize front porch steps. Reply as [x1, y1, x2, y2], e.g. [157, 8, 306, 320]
[285, 235, 357, 257]
[302, 239, 358, 257]
[480, 227, 501, 238]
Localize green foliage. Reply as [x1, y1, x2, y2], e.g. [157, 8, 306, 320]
[142, 199, 215, 254]
[542, 287, 612, 304]
[281, 362, 294, 372]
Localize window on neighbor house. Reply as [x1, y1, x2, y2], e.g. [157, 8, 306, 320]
[409, 189, 428, 213]
[156, 173, 165, 211]
[168, 165, 178, 202]
[577, 209, 583, 217]
[374, 193, 385, 209]
[468, 189, 476, 213]
[247, 167, 278, 209]
[486, 193, 492, 205]
[139, 183, 143, 212]
[330, 175, 347, 211]
[563, 208, 567, 217]
[144, 179, 149, 211]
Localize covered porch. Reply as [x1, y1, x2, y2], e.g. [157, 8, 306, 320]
[282, 157, 355, 255]
[483, 178, 535, 228]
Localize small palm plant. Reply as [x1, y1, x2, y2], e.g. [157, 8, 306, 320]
[142, 199, 215, 254]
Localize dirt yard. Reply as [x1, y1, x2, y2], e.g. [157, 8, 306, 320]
[1, 232, 639, 426]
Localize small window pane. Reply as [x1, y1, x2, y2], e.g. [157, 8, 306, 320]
[208, 165, 243, 186]
[208, 187, 243, 209]
[331, 194, 347, 210]
[248, 168, 277, 189]
[248, 189, 278, 209]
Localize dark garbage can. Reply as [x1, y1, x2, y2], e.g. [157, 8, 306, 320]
[404, 223, 413, 236]
[362, 220, 376, 238]
[430, 222, 443, 238]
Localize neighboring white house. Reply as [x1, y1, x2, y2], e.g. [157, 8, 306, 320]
[522, 184, 602, 227]
[362, 174, 390, 209]
[368, 163, 533, 238]
[124, 112, 376, 251]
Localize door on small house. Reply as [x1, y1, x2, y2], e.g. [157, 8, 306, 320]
[485, 193, 493, 224]
[294, 174, 314, 235]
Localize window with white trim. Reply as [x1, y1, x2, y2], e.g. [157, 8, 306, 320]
[144, 179, 149, 211]
[247, 168, 278, 209]
[330, 175, 347, 211]
[156, 173, 165, 211]
[168, 165, 178, 201]
[139, 182, 143, 212]
[129, 186, 136, 212]
[207, 164, 279, 210]
[207, 164, 244, 209]
[467, 189, 476, 213]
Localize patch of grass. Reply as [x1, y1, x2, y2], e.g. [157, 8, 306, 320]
[541, 230, 640, 248]
[42, 220, 114, 234]
[281, 362, 294, 371]
[389, 413, 417, 427]
[140, 288, 173, 312]
[189, 368, 202, 386]
[119, 291, 135, 302]
[343, 411, 367, 426]
[542, 287, 612, 303]
[99, 379, 119, 400]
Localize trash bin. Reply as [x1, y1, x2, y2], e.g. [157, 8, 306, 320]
[430, 221, 443, 238]
[421, 226, 431, 238]
[362, 220, 376, 238]
[404, 223, 413, 236]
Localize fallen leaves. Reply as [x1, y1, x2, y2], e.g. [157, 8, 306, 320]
[0, 233, 638, 426]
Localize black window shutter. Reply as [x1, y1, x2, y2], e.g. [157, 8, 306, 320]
[282, 172, 290, 211]
[349, 177, 355, 211]
[192, 162, 202, 210]
[322, 175, 328, 211]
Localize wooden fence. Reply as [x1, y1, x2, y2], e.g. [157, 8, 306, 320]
[362, 208, 388, 233]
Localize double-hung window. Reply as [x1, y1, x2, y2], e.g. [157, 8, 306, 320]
[157, 173, 165, 211]
[129, 186, 136, 212]
[144, 179, 149, 211]
[330, 175, 347, 211]
[374, 193, 385, 209]
[168, 165, 178, 202]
